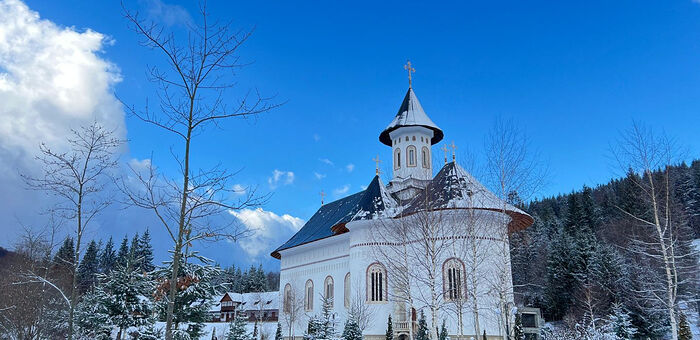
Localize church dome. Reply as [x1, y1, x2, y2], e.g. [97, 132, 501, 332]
[379, 87, 444, 146]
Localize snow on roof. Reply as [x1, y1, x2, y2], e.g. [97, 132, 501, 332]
[270, 176, 398, 259]
[214, 291, 280, 311]
[401, 162, 533, 232]
[379, 88, 444, 146]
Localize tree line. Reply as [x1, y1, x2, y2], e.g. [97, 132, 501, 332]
[511, 159, 700, 339]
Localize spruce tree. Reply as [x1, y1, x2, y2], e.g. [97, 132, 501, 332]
[77, 240, 100, 292]
[227, 313, 250, 340]
[416, 311, 428, 340]
[606, 304, 637, 340]
[677, 312, 692, 340]
[99, 236, 116, 274]
[253, 320, 259, 340]
[74, 287, 112, 340]
[482, 330, 487, 340]
[438, 320, 447, 340]
[318, 295, 335, 339]
[116, 235, 129, 267]
[385, 315, 393, 340]
[138, 229, 155, 272]
[101, 255, 155, 339]
[129, 233, 141, 268]
[513, 314, 525, 340]
[54, 237, 75, 267]
[275, 322, 283, 340]
[342, 320, 362, 340]
[154, 253, 221, 339]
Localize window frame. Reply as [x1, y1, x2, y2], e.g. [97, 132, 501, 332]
[443, 258, 466, 301]
[304, 279, 314, 311]
[366, 262, 388, 303]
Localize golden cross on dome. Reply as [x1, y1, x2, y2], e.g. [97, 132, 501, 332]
[320, 191, 326, 205]
[372, 155, 382, 175]
[404, 60, 416, 88]
[441, 144, 449, 165]
[449, 141, 457, 162]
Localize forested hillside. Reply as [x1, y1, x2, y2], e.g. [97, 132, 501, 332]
[511, 160, 700, 338]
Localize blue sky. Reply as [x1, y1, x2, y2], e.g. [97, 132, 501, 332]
[2, 0, 700, 270]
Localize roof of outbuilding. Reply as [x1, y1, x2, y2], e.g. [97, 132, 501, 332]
[270, 176, 397, 259]
[379, 88, 444, 146]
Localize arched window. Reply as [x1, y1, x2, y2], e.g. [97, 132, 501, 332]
[344, 273, 351, 308]
[324, 276, 334, 307]
[305, 279, 314, 311]
[422, 147, 430, 168]
[443, 258, 465, 301]
[367, 263, 387, 302]
[394, 148, 401, 169]
[283, 283, 292, 313]
[407, 146, 417, 167]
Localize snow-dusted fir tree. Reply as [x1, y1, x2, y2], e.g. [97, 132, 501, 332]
[438, 320, 447, 340]
[385, 315, 393, 340]
[100, 256, 155, 339]
[677, 312, 692, 340]
[318, 295, 336, 339]
[154, 253, 221, 340]
[512, 314, 525, 340]
[74, 288, 112, 340]
[228, 313, 251, 340]
[99, 236, 116, 274]
[138, 229, 155, 272]
[605, 304, 637, 340]
[77, 240, 100, 293]
[342, 320, 362, 340]
[415, 311, 429, 340]
[275, 322, 283, 340]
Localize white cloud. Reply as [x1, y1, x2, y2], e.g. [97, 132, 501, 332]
[333, 184, 350, 197]
[319, 158, 334, 166]
[0, 0, 125, 169]
[230, 208, 304, 258]
[232, 184, 246, 196]
[313, 172, 326, 180]
[143, 0, 192, 27]
[268, 169, 294, 189]
[346, 163, 355, 172]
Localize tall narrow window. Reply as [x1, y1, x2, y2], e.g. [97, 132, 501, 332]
[395, 148, 401, 169]
[283, 283, 292, 313]
[443, 258, 465, 301]
[305, 280, 314, 311]
[407, 146, 417, 167]
[422, 147, 430, 168]
[324, 276, 334, 307]
[367, 263, 387, 302]
[344, 273, 351, 308]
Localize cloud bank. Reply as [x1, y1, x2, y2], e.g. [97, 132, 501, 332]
[230, 208, 304, 258]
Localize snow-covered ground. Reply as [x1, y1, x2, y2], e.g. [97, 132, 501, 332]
[688, 239, 700, 338]
[152, 321, 278, 340]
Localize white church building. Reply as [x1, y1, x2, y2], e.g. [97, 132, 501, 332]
[272, 84, 533, 340]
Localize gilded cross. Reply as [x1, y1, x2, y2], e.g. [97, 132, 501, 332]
[320, 191, 326, 205]
[441, 144, 449, 165]
[372, 155, 382, 175]
[404, 60, 416, 88]
[449, 141, 457, 162]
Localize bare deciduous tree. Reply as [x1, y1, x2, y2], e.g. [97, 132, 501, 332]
[484, 118, 545, 339]
[348, 277, 376, 333]
[121, 3, 279, 338]
[21, 122, 122, 340]
[281, 281, 304, 339]
[611, 122, 699, 340]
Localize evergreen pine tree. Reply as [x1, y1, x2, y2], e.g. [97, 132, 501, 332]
[129, 233, 141, 268]
[275, 322, 283, 340]
[678, 312, 692, 340]
[227, 313, 250, 340]
[100, 254, 155, 339]
[77, 240, 100, 292]
[138, 229, 155, 272]
[342, 320, 362, 340]
[233, 267, 244, 293]
[438, 320, 447, 340]
[385, 315, 393, 340]
[253, 320, 259, 340]
[99, 236, 116, 274]
[513, 314, 525, 340]
[74, 287, 112, 340]
[318, 295, 335, 339]
[116, 235, 129, 267]
[54, 237, 75, 267]
[606, 304, 637, 340]
[416, 311, 428, 340]
[154, 253, 222, 340]
[482, 329, 487, 340]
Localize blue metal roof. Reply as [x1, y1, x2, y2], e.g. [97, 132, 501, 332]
[271, 176, 395, 259]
